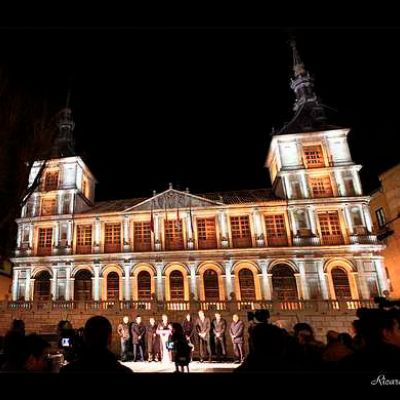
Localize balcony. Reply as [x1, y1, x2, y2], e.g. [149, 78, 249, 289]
[321, 235, 345, 245]
[232, 237, 252, 249]
[76, 245, 92, 254]
[198, 238, 218, 250]
[349, 234, 378, 245]
[266, 236, 289, 247]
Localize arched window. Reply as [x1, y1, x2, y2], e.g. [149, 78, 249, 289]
[203, 269, 219, 301]
[170, 270, 184, 301]
[138, 270, 152, 300]
[271, 265, 298, 301]
[331, 268, 352, 299]
[107, 272, 119, 300]
[34, 271, 51, 300]
[239, 268, 256, 300]
[74, 270, 93, 301]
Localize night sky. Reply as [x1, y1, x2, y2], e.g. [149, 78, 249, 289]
[1, 27, 399, 202]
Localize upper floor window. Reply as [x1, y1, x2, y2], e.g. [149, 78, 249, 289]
[134, 222, 152, 252]
[309, 175, 333, 198]
[197, 218, 217, 249]
[318, 211, 344, 245]
[376, 208, 386, 229]
[265, 214, 288, 246]
[230, 216, 252, 248]
[37, 227, 53, 256]
[41, 198, 56, 216]
[62, 194, 71, 214]
[165, 220, 184, 251]
[104, 223, 121, 253]
[76, 225, 92, 254]
[43, 171, 59, 191]
[303, 145, 325, 168]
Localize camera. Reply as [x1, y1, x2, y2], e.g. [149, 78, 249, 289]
[61, 337, 71, 348]
[166, 341, 175, 351]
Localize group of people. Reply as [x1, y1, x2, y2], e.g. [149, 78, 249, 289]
[117, 310, 246, 365]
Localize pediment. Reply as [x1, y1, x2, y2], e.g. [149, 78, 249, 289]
[125, 189, 223, 211]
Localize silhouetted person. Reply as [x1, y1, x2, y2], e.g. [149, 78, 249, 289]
[60, 316, 133, 373]
[170, 323, 191, 373]
[1, 320, 26, 372]
[322, 330, 354, 368]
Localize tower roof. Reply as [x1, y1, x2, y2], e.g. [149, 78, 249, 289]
[275, 39, 341, 135]
[50, 107, 76, 158]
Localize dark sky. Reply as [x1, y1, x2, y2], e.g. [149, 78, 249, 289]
[1, 27, 399, 201]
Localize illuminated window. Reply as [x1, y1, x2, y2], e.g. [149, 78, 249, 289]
[37, 227, 53, 256]
[303, 145, 325, 168]
[165, 220, 184, 250]
[62, 194, 71, 214]
[331, 268, 351, 299]
[239, 268, 256, 300]
[265, 214, 288, 246]
[76, 225, 92, 254]
[138, 271, 152, 300]
[107, 272, 119, 300]
[271, 265, 298, 301]
[376, 208, 386, 229]
[318, 211, 344, 245]
[41, 198, 56, 216]
[169, 270, 184, 300]
[104, 223, 121, 253]
[34, 271, 51, 300]
[21, 226, 30, 248]
[134, 222, 152, 252]
[309, 175, 333, 198]
[203, 269, 219, 300]
[43, 171, 59, 191]
[197, 218, 217, 249]
[367, 278, 379, 298]
[74, 270, 92, 301]
[230, 216, 252, 248]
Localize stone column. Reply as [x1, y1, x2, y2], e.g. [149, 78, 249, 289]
[94, 217, 101, 247]
[259, 261, 272, 300]
[67, 221, 73, 247]
[300, 171, 309, 198]
[374, 258, 389, 294]
[307, 207, 317, 235]
[12, 270, 19, 301]
[123, 215, 130, 251]
[51, 267, 58, 300]
[218, 210, 229, 248]
[189, 262, 198, 300]
[25, 269, 31, 301]
[288, 208, 298, 236]
[317, 261, 329, 299]
[124, 263, 131, 301]
[28, 223, 34, 249]
[16, 225, 22, 248]
[344, 205, 354, 235]
[252, 208, 265, 246]
[352, 170, 363, 195]
[362, 204, 373, 233]
[155, 262, 164, 301]
[298, 262, 309, 300]
[93, 264, 101, 301]
[186, 212, 195, 249]
[65, 266, 72, 301]
[294, 274, 302, 300]
[334, 170, 345, 197]
[154, 213, 161, 251]
[354, 260, 369, 299]
[223, 260, 233, 299]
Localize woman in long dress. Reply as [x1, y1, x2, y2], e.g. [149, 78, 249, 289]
[156, 314, 172, 363]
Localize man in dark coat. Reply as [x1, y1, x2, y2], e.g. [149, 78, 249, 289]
[195, 310, 211, 362]
[131, 315, 146, 362]
[146, 317, 160, 362]
[212, 313, 227, 362]
[117, 316, 130, 361]
[60, 316, 133, 374]
[230, 314, 245, 363]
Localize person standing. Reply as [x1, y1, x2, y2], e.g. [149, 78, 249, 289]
[195, 310, 211, 362]
[131, 315, 146, 362]
[212, 313, 227, 362]
[230, 314, 245, 363]
[117, 316, 130, 361]
[183, 313, 195, 360]
[156, 314, 172, 363]
[146, 317, 160, 362]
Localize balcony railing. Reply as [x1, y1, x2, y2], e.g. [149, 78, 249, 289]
[321, 235, 345, 245]
[266, 236, 289, 247]
[232, 237, 252, 248]
[198, 239, 218, 250]
[349, 234, 378, 245]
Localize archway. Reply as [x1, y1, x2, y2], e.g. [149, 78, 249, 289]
[238, 268, 256, 300]
[34, 271, 51, 300]
[271, 264, 298, 301]
[169, 270, 184, 301]
[137, 270, 152, 300]
[74, 269, 92, 301]
[331, 267, 351, 300]
[203, 269, 220, 301]
[106, 271, 119, 300]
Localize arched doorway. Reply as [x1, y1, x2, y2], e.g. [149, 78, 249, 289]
[137, 270, 151, 300]
[34, 271, 51, 300]
[169, 270, 184, 301]
[106, 272, 119, 300]
[239, 268, 256, 300]
[271, 264, 298, 301]
[331, 267, 352, 299]
[74, 270, 92, 301]
[203, 269, 220, 301]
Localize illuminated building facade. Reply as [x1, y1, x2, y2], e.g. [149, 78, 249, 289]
[10, 41, 387, 308]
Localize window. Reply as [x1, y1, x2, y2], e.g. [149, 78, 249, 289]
[107, 272, 119, 300]
[34, 271, 51, 300]
[76, 225, 92, 254]
[62, 194, 71, 214]
[37, 227, 53, 256]
[309, 175, 333, 198]
[265, 214, 288, 246]
[25, 200, 35, 217]
[230, 216, 252, 248]
[21, 226, 30, 248]
[104, 223, 121, 253]
[239, 268, 256, 300]
[291, 180, 302, 199]
[271, 265, 298, 301]
[165, 220, 184, 250]
[367, 278, 379, 298]
[169, 270, 184, 300]
[331, 268, 352, 299]
[343, 176, 356, 196]
[134, 222, 152, 252]
[303, 145, 325, 168]
[74, 270, 92, 301]
[318, 211, 344, 245]
[43, 171, 59, 191]
[41, 198, 56, 216]
[137, 271, 152, 300]
[197, 218, 217, 249]
[376, 208, 386, 229]
[203, 269, 219, 301]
